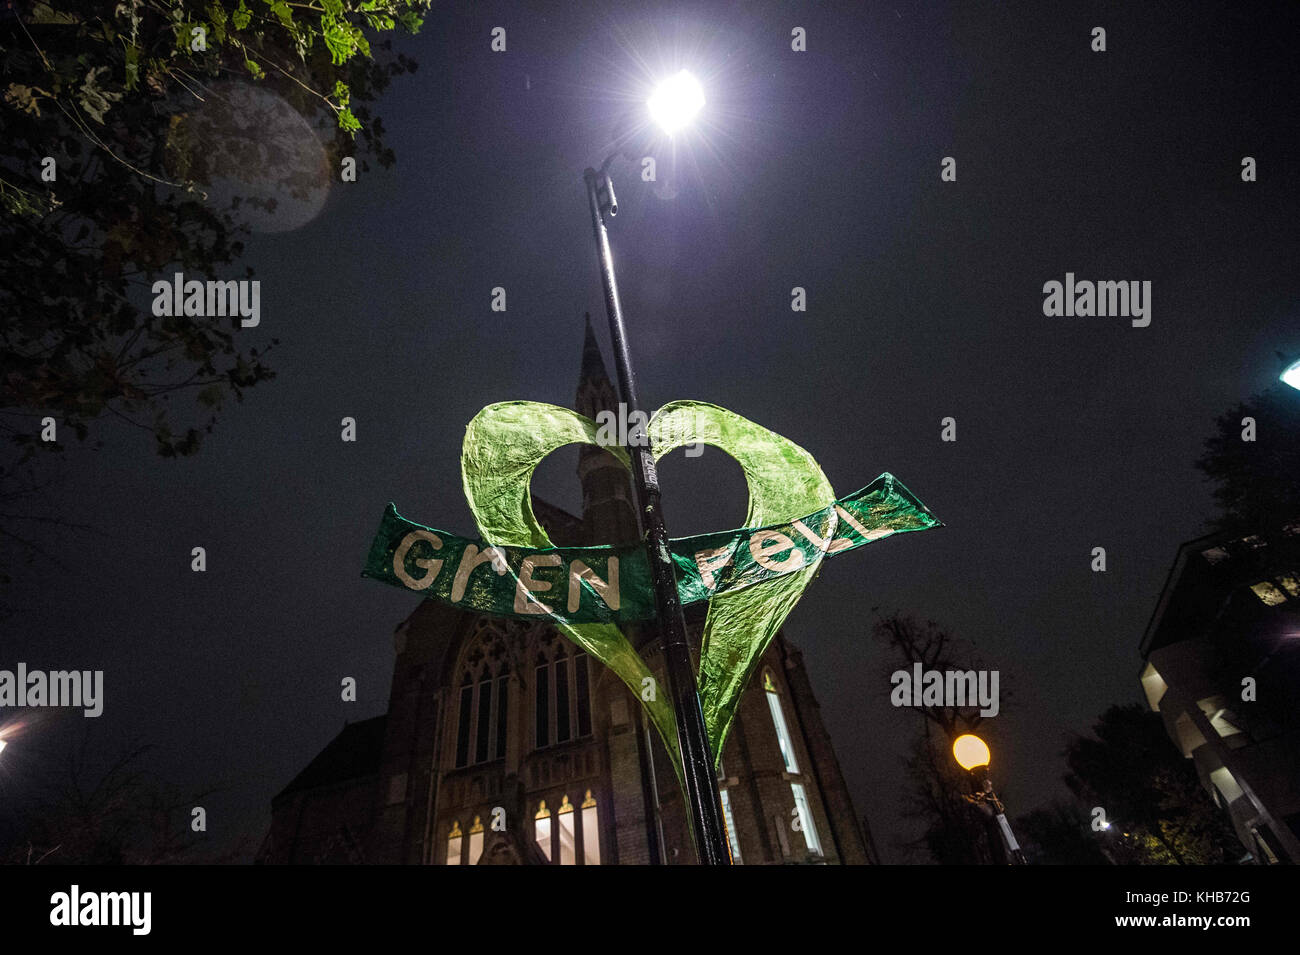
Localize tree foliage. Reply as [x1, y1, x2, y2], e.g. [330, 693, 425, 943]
[1014, 799, 1111, 865]
[2, 734, 241, 864]
[899, 723, 1004, 865]
[1196, 385, 1300, 536]
[872, 614, 1009, 864]
[1, 1, 428, 457]
[1063, 704, 1243, 865]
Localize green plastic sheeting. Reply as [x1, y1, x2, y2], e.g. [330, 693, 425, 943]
[362, 478, 935, 623]
[362, 400, 942, 788]
[651, 401, 835, 768]
[457, 401, 683, 787]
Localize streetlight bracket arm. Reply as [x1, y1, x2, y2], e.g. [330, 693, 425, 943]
[586, 158, 620, 219]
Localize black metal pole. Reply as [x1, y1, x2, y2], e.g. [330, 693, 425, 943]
[972, 768, 1027, 865]
[583, 164, 731, 865]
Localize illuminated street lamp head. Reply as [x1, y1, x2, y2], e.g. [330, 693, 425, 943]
[647, 70, 705, 135]
[953, 733, 991, 771]
[1281, 355, 1300, 391]
[0, 738, 7, 756]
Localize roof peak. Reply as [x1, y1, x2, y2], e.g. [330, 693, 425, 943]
[577, 312, 618, 415]
[581, 313, 610, 381]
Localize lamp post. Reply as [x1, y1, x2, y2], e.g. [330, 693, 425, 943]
[953, 733, 1027, 865]
[581, 70, 731, 865]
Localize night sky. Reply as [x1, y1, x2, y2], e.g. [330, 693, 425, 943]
[4, 0, 1299, 863]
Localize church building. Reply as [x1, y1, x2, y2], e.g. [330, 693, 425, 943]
[263, 320, 874, 865]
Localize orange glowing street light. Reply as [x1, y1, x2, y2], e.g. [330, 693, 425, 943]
[953, 733, 990, 771]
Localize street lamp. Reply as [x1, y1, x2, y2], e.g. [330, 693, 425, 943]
[581, 71, 731, 865]
[646, 70, 706, 136]
[952, 733, 1027, 865]
[0, 738, 7, 757]
[1279, 353, 1300, 391]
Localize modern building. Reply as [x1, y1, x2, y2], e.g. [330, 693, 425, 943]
[261, 319, 873, 865]
[1139, 524, 1300, 863]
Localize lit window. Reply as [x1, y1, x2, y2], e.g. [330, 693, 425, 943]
[557, 794, 576, 865]
[1210, 767, 1244, 806]
[764, 670, 799, 774]
[468, 815, 484, 865]
[1209, 708, 1245, 739]
[1140, 662, 1167, 712]
[581, 790, 601, 865]
[791, 783, 822, 856]
[446, 820, 463, 865]
[720, 788, 743, 864]
[1252, 826, 1281, 864]
[1251, 581, 1287, 606]
[535, 800, 552, 861]
[1199, 695, 1249, 749]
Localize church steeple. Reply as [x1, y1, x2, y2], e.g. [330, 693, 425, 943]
[575, 314, 638, 546]
[575, 313, 619, 421]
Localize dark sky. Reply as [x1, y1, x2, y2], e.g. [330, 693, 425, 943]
[4, 0, 1299, 863]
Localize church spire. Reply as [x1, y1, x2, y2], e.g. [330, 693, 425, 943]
[574, 314, 637, 546]
[576, 313, 619, 421]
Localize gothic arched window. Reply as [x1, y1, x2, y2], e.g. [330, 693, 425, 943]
[454, 680, 473, 768]
[763, 669, 799, 774]
[468, 815, 484, 865]
[454, 626, 513, 769]
[763, 670, 823, 858]
[719, 787, 743, 864]
[533, 791, 601, 865]
[791, 783, 823, 857]
[533, 638, 593, 751]
[534, 800, 552, 861]
[581, 789, 601, 865]
[555, 650, 572, 744]
[446, 820, 463, 865]
[535, 654, 550, 749]
[474, 676, 493, 764]
[557, 794, 576, 864]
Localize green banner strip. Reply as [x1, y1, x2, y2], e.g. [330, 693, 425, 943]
[362, 473, 940, 625]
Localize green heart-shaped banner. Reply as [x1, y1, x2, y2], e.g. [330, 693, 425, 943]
[458, 400, 683, 785]
[646, 401, 835, 765]
[362, 400, 941, 789]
